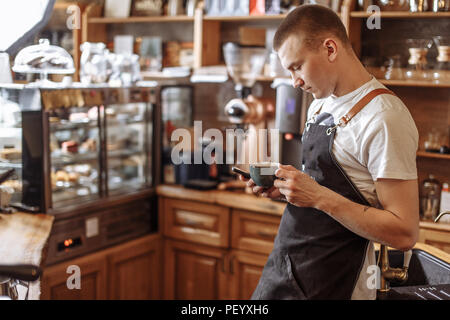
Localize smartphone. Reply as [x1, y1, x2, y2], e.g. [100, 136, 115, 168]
[231, 167, 250, 179]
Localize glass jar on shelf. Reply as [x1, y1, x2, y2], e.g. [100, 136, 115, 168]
[80, 42, 110, 84]
[404, 39, 433, 81]
[384, 55, 405, 80]
[424, 128, 446, 153]
[432, 36, 450, 84]
[377, 0, 410, 10]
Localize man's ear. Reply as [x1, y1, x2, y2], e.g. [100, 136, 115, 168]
[323, 39, 338, 62]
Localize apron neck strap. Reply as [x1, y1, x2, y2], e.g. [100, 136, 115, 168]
[309, 88, 396, 130]
[325, 88, 396, 135]
[337, 88, 396, 127]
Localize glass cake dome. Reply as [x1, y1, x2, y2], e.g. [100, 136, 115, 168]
[12, 39, 75, 75]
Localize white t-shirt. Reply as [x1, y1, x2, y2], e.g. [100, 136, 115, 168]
[305, 77, 419, 300]
[306, 77, 419, 207]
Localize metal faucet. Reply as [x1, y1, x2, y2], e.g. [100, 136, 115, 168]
[435, 211, 450, 223]
[376, 211, 449, 296]
[377, 245, 412, 293]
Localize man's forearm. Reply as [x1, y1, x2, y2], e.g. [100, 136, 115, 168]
[314, 185, 417, 251]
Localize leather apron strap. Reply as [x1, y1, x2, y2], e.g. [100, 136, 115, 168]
[326, 88, 396, 135]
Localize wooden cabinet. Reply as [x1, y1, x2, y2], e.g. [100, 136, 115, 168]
[41, 234, 162, 300]
[41, 248, 108, 300]
[163, 198, 230, 248]
[163, 239, 228, 299]
[161, 197, 280, 300]
[40, 252, 106, 300]
[232, 209, 280, 255]
[107, 235, 162, 300]
[228, 250, 268, 300]
[163, 240, 269, 300]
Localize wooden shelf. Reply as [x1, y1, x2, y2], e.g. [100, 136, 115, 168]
[88, 15, 195, 24]
[87, 14, 292, 24]
[350, 11, 450, 18]
[140, 71, 190, 81]
[379, 79, 450, 88]
[243, 76, 449, 87]
[417, 151, 450, 160]
[203, 14, 287, 21]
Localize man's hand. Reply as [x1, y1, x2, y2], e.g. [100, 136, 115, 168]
[238, 172, 285, 200]
[274, 164, 324, 207]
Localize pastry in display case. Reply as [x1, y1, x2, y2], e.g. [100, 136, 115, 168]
[48, 102, 101, 205]
[106, 99, 152, 194]
[0, 84, 158, 213]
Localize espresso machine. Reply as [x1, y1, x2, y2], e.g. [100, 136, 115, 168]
[222, 42, 276, 169]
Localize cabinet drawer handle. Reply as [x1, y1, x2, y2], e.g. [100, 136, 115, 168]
[221, 253, 226, 273]
[183, 218, 202, 227]
[257, 230, 274, 238]
[229, 255, 235, 275]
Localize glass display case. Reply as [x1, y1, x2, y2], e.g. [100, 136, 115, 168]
[0, 86, 23, 207]
[48, 93, 102, 206]
[0, 84, 158, 213]
[104, 90, 153, 195]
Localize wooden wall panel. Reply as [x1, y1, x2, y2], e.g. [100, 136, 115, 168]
[387, 86, 449, 185]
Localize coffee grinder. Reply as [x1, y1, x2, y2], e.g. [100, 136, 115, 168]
[272, 78, 304, 170]
[222, 42, 276, 169]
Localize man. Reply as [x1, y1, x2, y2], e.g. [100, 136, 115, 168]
[240, 5, 419, 300]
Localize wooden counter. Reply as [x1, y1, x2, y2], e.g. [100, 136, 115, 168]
[157, 184, 450, 229]
[0, 212, 54, 299]
[156, 184, 286, 216]
[157, 184, 450, 257]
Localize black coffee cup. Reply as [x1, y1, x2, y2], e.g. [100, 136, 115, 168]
[249, 162, 279, 188]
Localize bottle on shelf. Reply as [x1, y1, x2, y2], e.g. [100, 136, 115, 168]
[420, 174, 441, 221]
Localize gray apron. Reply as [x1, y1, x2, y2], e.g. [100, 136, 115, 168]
[251, 89, 395, 300]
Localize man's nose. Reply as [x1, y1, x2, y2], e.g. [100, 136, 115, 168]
[291, 75, 304, 89]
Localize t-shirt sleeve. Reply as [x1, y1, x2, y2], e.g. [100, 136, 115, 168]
[360, 108, 419, 181]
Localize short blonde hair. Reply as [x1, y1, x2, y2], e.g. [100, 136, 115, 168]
[273, 5, 351, 51]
